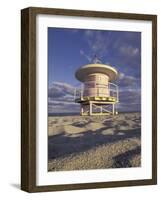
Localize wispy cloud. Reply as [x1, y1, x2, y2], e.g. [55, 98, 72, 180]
[80, 30, 141, 73]
[48, 82, 79, 113]
[48, 82, 74, 98]
[83, 30, 110, 58]
[48, 77, 141, 113]
[84, 30, 94, 37]
[117, 72, 141, 89]
[116, 72, 141, 111]
[119, 46, 139, 57]
[118, 89, 141, 112]
[80, 49, 92, 62]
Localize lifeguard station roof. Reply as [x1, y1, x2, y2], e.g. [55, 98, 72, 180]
[75, 63, 118, 82]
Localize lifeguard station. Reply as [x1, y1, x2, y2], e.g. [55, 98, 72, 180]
[74, 58, 119, 116]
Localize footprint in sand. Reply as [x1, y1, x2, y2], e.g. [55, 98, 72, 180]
[86, 122, 105, 132]
[101, 128, 115, 135]
[64, 125, 86, 135]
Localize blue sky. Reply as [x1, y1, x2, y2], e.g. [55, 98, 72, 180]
[48, 27, 141, 113]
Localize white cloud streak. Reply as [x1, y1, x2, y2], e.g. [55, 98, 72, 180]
[80, 49, 92, 62]
[48, 81, 79, 113]
[119, 46, 139, 57]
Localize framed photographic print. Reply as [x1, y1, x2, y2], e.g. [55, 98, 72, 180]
[21, 7, 157, 192]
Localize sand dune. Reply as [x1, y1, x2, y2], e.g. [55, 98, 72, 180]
[48, 112, 141, 171]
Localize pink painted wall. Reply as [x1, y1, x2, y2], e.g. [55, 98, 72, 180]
[83, 73, 109, 97]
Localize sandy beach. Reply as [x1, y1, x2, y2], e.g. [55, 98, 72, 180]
[48, 112, 141, 171]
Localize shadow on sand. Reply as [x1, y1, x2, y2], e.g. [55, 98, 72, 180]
[112, 146, 141, 168]
[48, 127, 141, 161]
